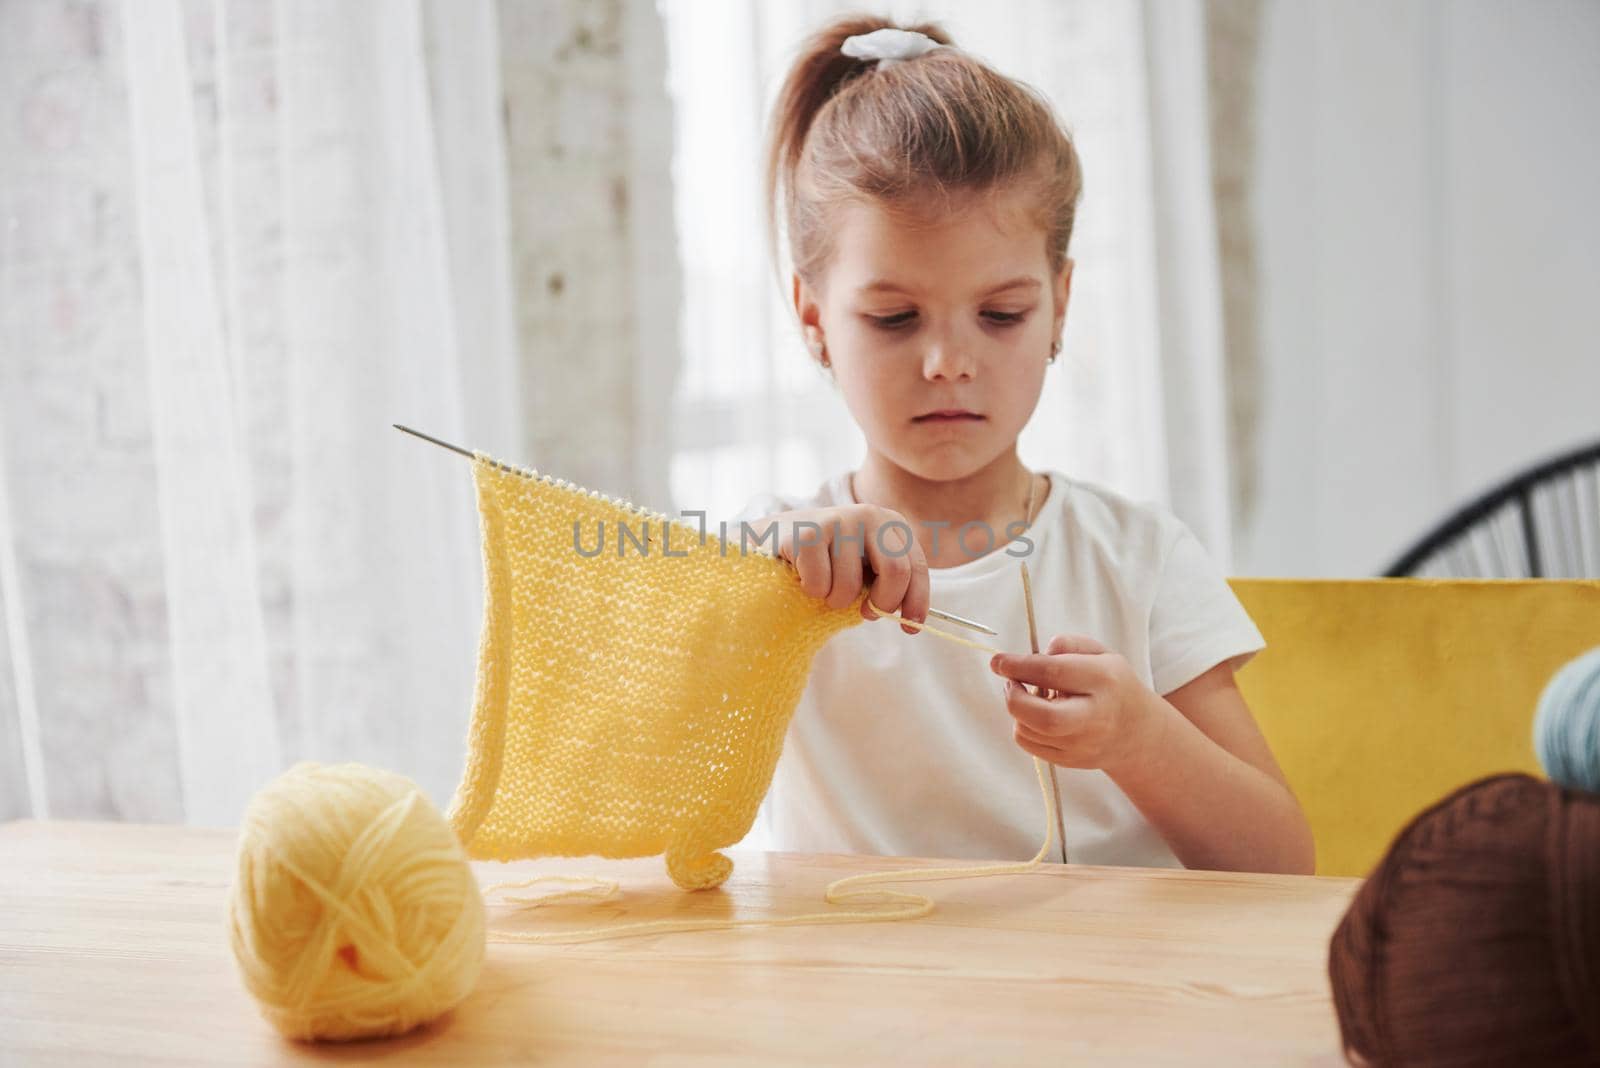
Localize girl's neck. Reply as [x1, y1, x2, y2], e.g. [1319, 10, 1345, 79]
[851, 451, 1040, 569]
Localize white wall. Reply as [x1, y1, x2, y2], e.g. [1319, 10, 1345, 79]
[1237, 0, 1600, 577]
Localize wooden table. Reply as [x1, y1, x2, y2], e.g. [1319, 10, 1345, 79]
[2, 821, 1359, 1065]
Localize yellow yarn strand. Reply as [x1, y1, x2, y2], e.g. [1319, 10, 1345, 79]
[879, 611, 1005, 655]
[483, 755, 1060, 944]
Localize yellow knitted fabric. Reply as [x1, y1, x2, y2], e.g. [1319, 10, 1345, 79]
[446, 456, 871, 891]
[444, 454, 1063, 944]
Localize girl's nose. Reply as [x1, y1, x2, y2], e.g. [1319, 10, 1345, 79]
[923, 339, 976, 381]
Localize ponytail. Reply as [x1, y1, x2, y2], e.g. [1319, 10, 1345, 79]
[764, 15, 954, 267]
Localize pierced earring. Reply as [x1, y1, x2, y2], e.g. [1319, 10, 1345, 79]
[1048, 338, 1062, 364]
[806, 334, 830, 369]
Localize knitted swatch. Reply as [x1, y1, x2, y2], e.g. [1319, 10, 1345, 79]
[446, 456, 869, 891]
[444, 453, 1063, 945]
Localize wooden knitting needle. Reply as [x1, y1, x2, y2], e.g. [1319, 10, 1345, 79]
[1021, 561, 1070, 864]
[394, 422, 1000, 642]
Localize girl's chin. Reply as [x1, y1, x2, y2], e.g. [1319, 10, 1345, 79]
[882, 444, 1007, 483]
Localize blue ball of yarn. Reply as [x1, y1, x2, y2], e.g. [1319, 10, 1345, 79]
[1533, 646, 1600, 794]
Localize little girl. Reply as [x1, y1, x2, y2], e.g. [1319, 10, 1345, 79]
[737, 17, 1314, 874]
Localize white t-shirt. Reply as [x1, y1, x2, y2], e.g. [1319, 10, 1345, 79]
[729, 469, 1266, 869]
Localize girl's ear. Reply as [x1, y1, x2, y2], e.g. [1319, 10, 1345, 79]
[793, 272, 822, 330]
[1052, 258, 1074, 338]
[793, 273, 827, 359]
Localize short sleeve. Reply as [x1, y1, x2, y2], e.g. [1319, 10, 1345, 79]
[1147, 523, 1266, 696]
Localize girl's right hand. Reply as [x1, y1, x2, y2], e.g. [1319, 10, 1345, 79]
[750, 505, 930, 633]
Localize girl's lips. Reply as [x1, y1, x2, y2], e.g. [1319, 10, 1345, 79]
[914, 411, 984, 422]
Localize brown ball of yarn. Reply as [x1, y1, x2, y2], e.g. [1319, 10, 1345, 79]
[1328, 773, 1600, 1067]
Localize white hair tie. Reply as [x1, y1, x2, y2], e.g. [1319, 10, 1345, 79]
[840, 28, 941, 69]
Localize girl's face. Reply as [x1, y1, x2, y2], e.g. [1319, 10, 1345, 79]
[794, 186, 1072, 485]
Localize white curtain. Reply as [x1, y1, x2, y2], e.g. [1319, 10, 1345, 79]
[0, 0, 1228, 826]
[659, 0, 1234, 561]
[0, 0, 518, 824]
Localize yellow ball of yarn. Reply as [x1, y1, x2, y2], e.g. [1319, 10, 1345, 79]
[227, 762, 486, 1042]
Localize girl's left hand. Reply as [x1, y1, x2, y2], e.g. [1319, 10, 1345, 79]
[988, 634, 1162, 774]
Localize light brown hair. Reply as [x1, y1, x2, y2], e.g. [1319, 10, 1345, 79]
[765, 14, 1084, 286]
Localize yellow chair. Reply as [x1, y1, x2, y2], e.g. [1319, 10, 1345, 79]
[1228, 579, 1600, 877]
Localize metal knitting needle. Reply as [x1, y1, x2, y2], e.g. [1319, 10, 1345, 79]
[917, 606, 995, 636]
[394, 422, 999, 638]
[1021, 561, 1070, 864]
[394, 423, 474, 458]
[870, 597, 996, 637]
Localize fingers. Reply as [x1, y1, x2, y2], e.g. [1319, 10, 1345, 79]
[773, 507, 929, 629]
[1013, 719, 1055, 748]
[863, 514, 925, 630]
[787, 524, 832, 601]
[1046, 633, 1106, 655]
[1002, 679, 1091, 737]
[989, 647, 1108, 693]
[898, 553, 931, 635]
[1013, 728, 1066, 766]
[826, 522, 864, 611]
[1014, 733, 1052, 761]
[864, 542, 910, 618]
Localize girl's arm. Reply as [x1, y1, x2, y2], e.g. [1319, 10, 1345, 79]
[991, 638, 1316, 875]
[1113, 662, 1315, 874]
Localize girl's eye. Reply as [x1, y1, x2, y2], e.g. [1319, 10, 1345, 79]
[983, 310, 1027, 325]
[864, 309, 1029, 329]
